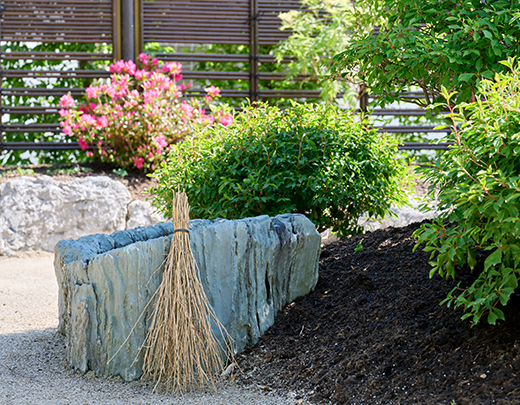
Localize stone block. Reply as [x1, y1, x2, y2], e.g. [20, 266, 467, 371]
[54, 214, 321, 381]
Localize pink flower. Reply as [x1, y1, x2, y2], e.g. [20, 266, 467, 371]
[180, 101, 194, 118]
[86, 151, 94, 157]
[133, 156, 145, 169]
[59, 94, 75, 108]
[79, 103, 96, 113]
[58, 109, 70, 117]
[139, 53, 149, 65]
[97, 116, 109, 128]
[85, 85, 100, 99]
[204, 95, 212, 105]
[179, 83, 189, 92]
[110, 60, 125, 73]
[149, 72, 172, 90]
[174, 73, 183, 82]
[205, 86, 220, 98]
[135, 69, 148, 80]
[144, 89, 160, 104]
[162, 62, 182, 74]
[105, 85, 117, 99]
[155, 135, 168, 149]
[124, 60, 136, 75]
[147, 152, 154, 160]
[62, 125, 73, 135]
[78, 137, 89, 150]
[81, 114, 96, 125]
[220, 114, 234, 127]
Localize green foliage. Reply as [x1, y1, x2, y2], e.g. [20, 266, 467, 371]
[274, 0, 369, 104]
[354, 238, 364, 252]
[331, 0, 520, 107]
[414, 58, 520, 325]
[152, 102, 412, 237]
[1, 41, 111, 166]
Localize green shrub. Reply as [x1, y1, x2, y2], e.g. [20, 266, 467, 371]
[331, 0, 520, 107]
[414, 58, 520, 325]
[151, 102, 412, 237]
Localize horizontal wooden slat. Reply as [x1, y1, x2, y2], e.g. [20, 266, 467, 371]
[398, 142, 452, 150]
[143, 35, 249, 44]
[3, 124, 62, 133]
[187, 89, 249, 97]
[3, 21, 112, 27]
[182, 70, 249, 80]
[2, 37, 113, 44]
[375, 126, 450, 133]
[3, 88, 88, 97]
[258, 89, 322, 98]
[2, 70, 111, 78]
[155, 53, 250, 63]
[144, 26, 249, 33]
[2, 52, 113, 61]
[0, 142, 84, 151]
[1, 106, 60, 115]
[4, 0, 110, 4]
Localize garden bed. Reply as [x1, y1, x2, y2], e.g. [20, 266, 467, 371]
[4, 163, 518, 403]
[236, 221, 520, 404]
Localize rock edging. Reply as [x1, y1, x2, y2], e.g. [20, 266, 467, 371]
[54, 214, 321, 381]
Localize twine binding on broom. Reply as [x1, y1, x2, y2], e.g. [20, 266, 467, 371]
[142, 189, 234, 393]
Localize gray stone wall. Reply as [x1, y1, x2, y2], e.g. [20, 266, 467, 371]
[54, 214, 321, 381]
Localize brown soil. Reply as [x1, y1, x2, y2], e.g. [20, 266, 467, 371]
[0, 162, 156, 202]
[236, 221, 520, 405]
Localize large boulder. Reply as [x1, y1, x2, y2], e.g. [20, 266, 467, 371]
[0, 176, 131, 255]
[125, 200, 166, 230]
[54, 214, 321, 381]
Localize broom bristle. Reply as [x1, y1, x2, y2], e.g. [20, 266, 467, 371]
[142, 190, 233, 393]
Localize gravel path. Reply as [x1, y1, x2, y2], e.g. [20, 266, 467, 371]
[0, 251, 299, 405]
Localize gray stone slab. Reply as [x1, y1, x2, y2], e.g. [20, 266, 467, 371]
[55, 214, 321, 381]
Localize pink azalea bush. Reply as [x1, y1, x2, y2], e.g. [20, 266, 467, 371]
[58, 53, 234, 171]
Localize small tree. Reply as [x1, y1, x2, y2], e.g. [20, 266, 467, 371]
[414, 58, 520, 325]
[331, 0, 520, 107]
[274, 0, 377, 105]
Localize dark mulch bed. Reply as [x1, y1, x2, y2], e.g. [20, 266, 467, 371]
[236, 221, 520, 405]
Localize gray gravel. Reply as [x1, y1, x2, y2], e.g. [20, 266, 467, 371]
[0, 251, 302, 405]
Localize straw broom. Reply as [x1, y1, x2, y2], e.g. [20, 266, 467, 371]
[142, 189, 233, 393]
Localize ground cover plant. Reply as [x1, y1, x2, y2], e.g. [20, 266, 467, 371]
[58, 54, 233, 172]
[414, 58, 520, 325]
[151, 102, 413, 237]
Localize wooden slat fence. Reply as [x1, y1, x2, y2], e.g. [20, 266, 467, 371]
[0, 0, 445, 155]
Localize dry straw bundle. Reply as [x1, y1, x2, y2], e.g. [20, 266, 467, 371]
[142, 189, 232, 393]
